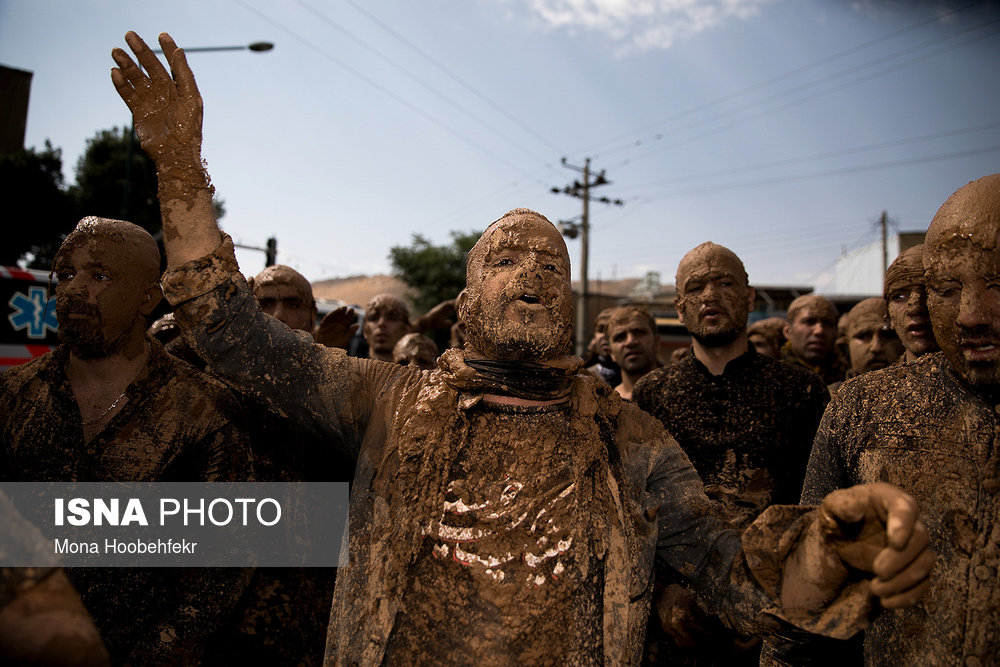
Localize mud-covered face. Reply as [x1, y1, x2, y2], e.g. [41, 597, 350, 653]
[53, 238, 150, 359]
[609, 315, 658, 376]
[676, 251, 752, 348]
[460, 214, 573, 362]
[886, 282, 938, 358]
[926, 238, 1000, 388]
[785, 307, 837, 364]
[848, 318, 903, 375]
[256, 283, 315, 332]
[364, 310, 410, 356]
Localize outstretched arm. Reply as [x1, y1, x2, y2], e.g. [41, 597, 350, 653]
[782, 482, 934, 612]
[111, 31, 220, 268]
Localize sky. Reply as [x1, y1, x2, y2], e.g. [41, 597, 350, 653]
[1, 0, 998, 295]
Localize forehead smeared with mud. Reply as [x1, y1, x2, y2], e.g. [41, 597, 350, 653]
[465, 208, 569, 285]
[925, 174, 1000, 257]
[365, 294, 410, 322]
[843, 297, 888, 338]
[57, 216, 160, 283]
[675, 242, 748, 296]
[253, 264, 314, 303]
[786, 294, 838, 324]
[884, 244, 925, 300]
[607, 305, 656, 335]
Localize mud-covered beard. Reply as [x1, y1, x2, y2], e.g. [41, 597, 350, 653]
[688, 321, 744, 348]
[461, 289, 574, 362]
[56, 298, 128, 359]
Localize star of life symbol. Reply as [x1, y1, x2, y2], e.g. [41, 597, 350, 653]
[8, 286, 58, 339]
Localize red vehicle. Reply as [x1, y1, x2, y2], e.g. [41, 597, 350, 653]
[1, 266, 59, 372]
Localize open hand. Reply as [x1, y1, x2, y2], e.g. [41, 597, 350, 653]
[314, 307, 359, 349]
[111, 31, 203, 172]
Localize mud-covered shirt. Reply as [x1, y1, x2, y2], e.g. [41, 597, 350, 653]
[797, 352, 1000, 665]
[634, 347, 829, 666]
[0, 340, 252, 664]
[386, 401, 602, 664]
[635, 347, 829, 527]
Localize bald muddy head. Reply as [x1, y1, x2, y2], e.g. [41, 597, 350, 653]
[53, 217, 162, 358]
[252, 264, 316, 332]
[924, 174, 1000, 388]
[884, 244, 937, 358]
[675, 242, 753, 348]
[458, 209, 574, 362]
[392, 332, 439, 370]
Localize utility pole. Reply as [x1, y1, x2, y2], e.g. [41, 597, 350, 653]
[880, 210, 888, 279]
[551, 157, 623, 356]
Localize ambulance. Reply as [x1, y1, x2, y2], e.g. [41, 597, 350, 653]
[1, 266, 58, 372]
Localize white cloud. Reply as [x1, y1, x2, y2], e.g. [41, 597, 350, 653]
[495, 0, 779, 54]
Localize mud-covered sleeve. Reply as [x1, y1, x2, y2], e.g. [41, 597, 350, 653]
[645, 435, 872, 642]
[643, 434, 773, 637]
[160, 235, 407, 462]
[799, 397, 850, 505]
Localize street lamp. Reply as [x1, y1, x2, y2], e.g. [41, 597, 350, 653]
[120, 41, 274, 220]
[153, 42, 275, 54]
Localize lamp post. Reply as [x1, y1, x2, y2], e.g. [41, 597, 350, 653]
[120, 41, 274, 220]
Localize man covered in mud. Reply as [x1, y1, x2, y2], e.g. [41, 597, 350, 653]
[840, 297, 903, 380]
[0, 217, 251, 664]
[392, 332, 439, 370]
[111, 32, 934, 665]
[884, 244, 939, 363]
[606, 305, 659, 400]
[633, 242, 830, 665]
[776, 174, 1000, 664]
[781, 294, 846, 384]
[251, 263, 318, 333]
[584, 307, 623, 387]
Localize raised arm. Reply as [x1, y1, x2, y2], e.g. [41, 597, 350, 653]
[111, 31, 220, 267]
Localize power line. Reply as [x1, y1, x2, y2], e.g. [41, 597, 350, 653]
[628, 144, 1000, 200]
[617, 121, 1000, 192]
[580, 0, 989, 159]
[605, 18, 1000, 169]
[290, 0, 553, 165]
[339, 0, 568, 156]
[232, 0, 547, 183]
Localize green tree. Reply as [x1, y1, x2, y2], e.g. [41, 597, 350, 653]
[69, 127, 162, 233]
[389, 230, 479, 313]
[0, 141, 75, 266]
[16, 127, 225, 270]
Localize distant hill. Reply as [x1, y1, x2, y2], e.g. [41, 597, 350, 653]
[312, 274, 410, 307]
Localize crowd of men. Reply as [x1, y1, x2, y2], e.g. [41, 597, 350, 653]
[4, 29, 998, 666]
